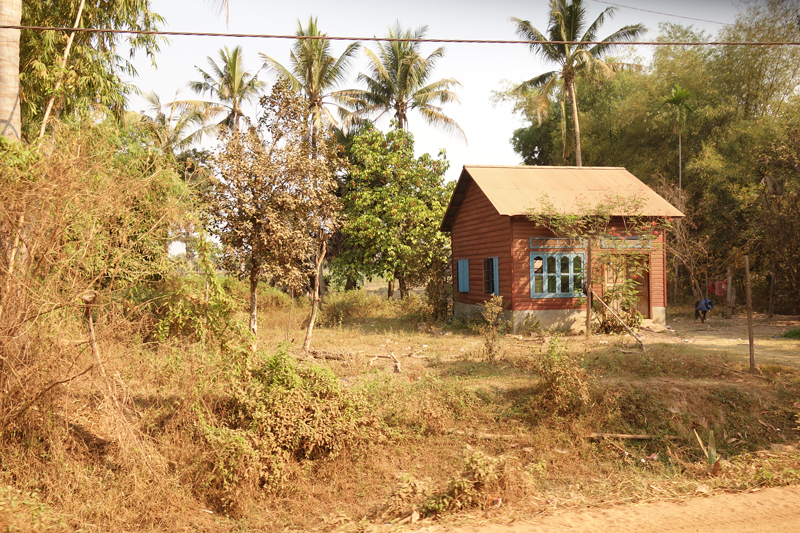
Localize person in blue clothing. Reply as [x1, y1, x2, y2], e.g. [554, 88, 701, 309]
[695, 298, 714, 323]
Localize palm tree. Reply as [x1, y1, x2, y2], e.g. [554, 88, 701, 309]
[662, 84, 694, 207]
[186, 45, 266, 132]
[0, 0, 22, 141]
[512, 0, 645, 166]
[339, 23, 465, 140]
[131, 91, 218, 154]
[260, 17, 359, 144]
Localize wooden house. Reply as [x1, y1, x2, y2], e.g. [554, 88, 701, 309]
[439, 166, 684, 332]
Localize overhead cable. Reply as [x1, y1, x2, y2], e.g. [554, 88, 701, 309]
[1, 24, 798, 46]
[588, 0, 732, 26]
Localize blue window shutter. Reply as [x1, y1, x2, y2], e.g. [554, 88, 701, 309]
[458, 259, 469, 292]
[492, 257, 499, 295]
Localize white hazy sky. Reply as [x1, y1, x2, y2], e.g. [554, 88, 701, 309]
[127, 0, 741, 183]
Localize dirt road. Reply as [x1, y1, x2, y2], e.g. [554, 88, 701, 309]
[448, 485, 800, 533]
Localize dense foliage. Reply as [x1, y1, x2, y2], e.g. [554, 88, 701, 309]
[334, 124, 452, 298]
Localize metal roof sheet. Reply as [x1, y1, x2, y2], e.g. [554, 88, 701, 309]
[440, 165, 684, 232]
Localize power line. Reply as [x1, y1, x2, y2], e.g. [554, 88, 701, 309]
[589, 0, 733, 26]
[1, 24, 799, 46]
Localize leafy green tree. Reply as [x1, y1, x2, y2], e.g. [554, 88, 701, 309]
[511, 0, 645, 166]
[260, 17, 359, 144]
[339, 23, 465, 140]
[19, 0, 164, 139]
[186, 45, 266, 132]
[335, 124, 451, 299]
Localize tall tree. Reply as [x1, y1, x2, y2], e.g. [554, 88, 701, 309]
[0, 0, 22, 141]
[187, 45, 266, 132]
[662, 84, 694, 206]
[208, 80, 342, 352]
[511, 0, 645, 166]
[339, 23, 465, 140]
[260, 17, 359, 144]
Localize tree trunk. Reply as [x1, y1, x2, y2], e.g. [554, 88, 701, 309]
[387, 279, 394, 299]
[39, 0, 86, 139]
[565, 79, 582, 167]
[303, 239, 326, 352]
[249, 265, 259, 352]
[345, 275, 358, 291]
[399, 276, 409, 299]
[0, 0, 22, 141]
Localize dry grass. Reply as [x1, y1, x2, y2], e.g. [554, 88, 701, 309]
[2, 287, 800, 532]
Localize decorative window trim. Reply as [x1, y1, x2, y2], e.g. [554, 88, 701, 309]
[483, 257, 499, 295]
[600, 236, 651, 249]
[457, 259, 469, 293]
[530, 252, 584, 298]
[530, 237, 586, 249]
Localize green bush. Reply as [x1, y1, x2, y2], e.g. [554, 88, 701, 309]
[193, 348, 380, 514]
[533, 337, 591, 416]
[783, 328, 800, 339]
[470, 295, 510, 360]
[316, 290, 385, 326]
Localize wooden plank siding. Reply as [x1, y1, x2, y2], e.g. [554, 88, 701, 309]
[451, 181, 512, 306]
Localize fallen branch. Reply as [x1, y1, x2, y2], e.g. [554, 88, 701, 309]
[2, 364, 95, 425]
[307, 349, 346, 361]
[368, 353, 401, 372]
[448, 429, 520, 440]
[588, 432, 679, 440]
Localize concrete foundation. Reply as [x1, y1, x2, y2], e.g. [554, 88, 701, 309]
[454, 302, 668, 332]
[454, 302, 586, 334]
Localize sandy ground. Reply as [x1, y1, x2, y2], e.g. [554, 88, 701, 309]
[445, 485, 800, 533]
[641, 313, 800, 368]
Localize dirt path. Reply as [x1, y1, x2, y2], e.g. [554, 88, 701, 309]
[446, 485, 800, 533]
[640, 313, 800, 368]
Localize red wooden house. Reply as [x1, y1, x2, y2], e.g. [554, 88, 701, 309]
[439, 166, 684, 332]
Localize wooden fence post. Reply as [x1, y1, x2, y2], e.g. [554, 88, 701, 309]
[585, 239, 592, 339]
[744, 256, 755, 374]
[725, 266, 733, 319]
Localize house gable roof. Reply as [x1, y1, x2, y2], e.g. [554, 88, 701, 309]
[440, 165, 684, 232]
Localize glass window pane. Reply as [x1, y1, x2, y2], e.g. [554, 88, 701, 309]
[533, 256, 543, 274]
[547, 275, 556, 293]
[573, 256, 582, 273]
[561, 275, 570, 293]
[560, 256, 569, 273]
[534, 276, 543, 293]
[547, 256, 556, 273]
[574, 275, 583, 292]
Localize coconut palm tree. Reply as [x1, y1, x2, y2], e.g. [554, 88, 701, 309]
[260, 17, 359, 143]
[0, 0, 22, 141]
[186, 45, 266, 132]
[512, 0, 646, 166]
[662, 84, 694, 207]
[339, 23, 465, 141]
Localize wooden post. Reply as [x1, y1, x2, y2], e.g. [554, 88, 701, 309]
[768, 260, 775, 320]
[744, 255, 755, 374]
[585, 239, 592, 339]
[725, 267, 733, 319]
